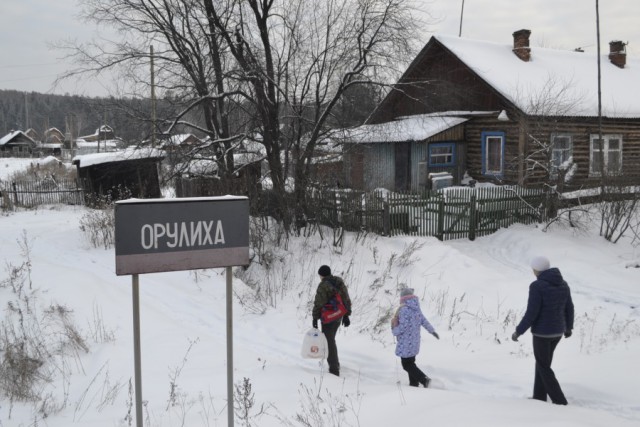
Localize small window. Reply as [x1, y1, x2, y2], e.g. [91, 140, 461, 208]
[481, 131, 505, 176]
[590, 134, 623, 176]
[550, 134, 573, 178]
[428, 143, 455, 167]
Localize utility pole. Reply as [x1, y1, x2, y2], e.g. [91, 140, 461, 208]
[595, 0, 607, 215]
[459, 0, 465, 37]
[150, 45, 157, 147]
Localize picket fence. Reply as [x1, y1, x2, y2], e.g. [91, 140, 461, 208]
[311, 186, 549, 241]
[0, 179, 85, 208]
[1, 176, 549, 242]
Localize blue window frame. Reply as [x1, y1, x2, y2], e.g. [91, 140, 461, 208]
[481, 131, 505, 177]
[428, 142, 456, 167]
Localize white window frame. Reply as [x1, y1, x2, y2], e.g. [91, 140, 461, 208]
[481, 131, 505, 176]
[589, 134, 623, 176]
[550, 133, 573, 178]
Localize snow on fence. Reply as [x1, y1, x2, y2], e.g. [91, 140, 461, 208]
[0, 178, 85, 208]
[312, 186, 549, 241]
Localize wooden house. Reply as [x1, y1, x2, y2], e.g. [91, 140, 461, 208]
[45, 127, 65, 145]
[78, 125, 115, 143]
[72, 148, 165, 201]
[342, 30, 640, 192]
[25, 128, 39, 141]
[0, 130, 37, 155]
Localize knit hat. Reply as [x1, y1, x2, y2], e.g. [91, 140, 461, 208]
[530, 256, 550, 272]
[318, 265, 332, 277]
[400, 287, 414, 297]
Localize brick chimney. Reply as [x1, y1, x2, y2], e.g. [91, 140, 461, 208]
[609, 40, 626, 68]
[512, 29, 531, 62]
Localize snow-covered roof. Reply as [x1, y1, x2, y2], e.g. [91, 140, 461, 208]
[78, 125, 114, 140]
[75, 140, 119, 148]
[0, 130, 36, 146]
[72, 147, 165, 168]
[162, 134, 202, 147]
[434, 34, 640, 118]
[333, 113, 469, 144]
[175, 158, 219, 176]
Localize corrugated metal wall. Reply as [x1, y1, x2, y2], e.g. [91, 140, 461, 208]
[363, 143, 395, 191]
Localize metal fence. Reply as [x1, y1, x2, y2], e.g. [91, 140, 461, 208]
[311, 186, 549, 241]
[0, 178, 85, 208]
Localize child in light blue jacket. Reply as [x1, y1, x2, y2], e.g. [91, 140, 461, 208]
[392, 287, 439, 387]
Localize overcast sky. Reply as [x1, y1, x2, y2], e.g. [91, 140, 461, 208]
[0, 0, 638, 97]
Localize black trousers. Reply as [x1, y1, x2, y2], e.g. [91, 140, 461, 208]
[532, 336, 568, 404]
[322, 319, 341, 375]
[401, 356, 428, 386]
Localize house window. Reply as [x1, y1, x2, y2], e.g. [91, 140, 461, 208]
[481, 131, 505, 176]
[428, 143, 455, 167]
[550, 134, 573, 177]
[589, 134, 622, 176]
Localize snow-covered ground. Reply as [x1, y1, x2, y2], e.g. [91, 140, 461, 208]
[0, 165, 639, 426]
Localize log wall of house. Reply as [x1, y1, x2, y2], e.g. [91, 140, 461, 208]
[464, 117, 522, 184]
[465, 116, 640, 188]
[522, 117, 640, 188]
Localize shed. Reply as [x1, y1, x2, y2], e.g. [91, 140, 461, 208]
[72, 148, 165, 201]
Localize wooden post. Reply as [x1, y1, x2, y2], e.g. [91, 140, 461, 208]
[469, 194, 477, 241]
[437, 198, 445, 241]
[383, 200, 390, 236]
[12, 182, 19, 205]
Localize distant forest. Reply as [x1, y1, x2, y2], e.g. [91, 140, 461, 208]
[0, 89, 184, 143]
[0, 85, 379, 144]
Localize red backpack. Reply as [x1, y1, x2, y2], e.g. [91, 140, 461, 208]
[320, 279, 348, 324]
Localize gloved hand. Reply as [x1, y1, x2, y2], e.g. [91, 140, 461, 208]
[312, 319, 318, 329]
[431, 331, 440, 340]
[342, 316, 350, 327]
[511, 332, 520, 342]
[564, 330, 572, 338]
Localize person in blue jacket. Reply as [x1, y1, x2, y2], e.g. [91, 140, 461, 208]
[391, 287, 439, 387]
[512, 256, 574, 405]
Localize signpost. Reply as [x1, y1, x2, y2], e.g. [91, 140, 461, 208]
[115, 196, 249, 427]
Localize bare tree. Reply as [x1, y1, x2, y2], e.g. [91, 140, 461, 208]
[58, 0, 426, 229]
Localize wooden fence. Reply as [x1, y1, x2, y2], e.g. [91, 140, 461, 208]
[311, 186, 549, 241]
[0, 178, 85, 208]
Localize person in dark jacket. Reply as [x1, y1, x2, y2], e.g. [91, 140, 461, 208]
[512, 256, 574, 405]
[312, 265, 352, 376]
[391, 287, 439, 387]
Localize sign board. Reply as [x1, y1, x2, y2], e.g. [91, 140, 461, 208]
[115, 196, 249, 275]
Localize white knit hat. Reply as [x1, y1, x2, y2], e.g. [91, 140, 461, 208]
[530, 256, 550, 272]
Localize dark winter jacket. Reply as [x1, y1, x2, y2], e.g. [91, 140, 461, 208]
[312, 276, 352, 323]
[392, 295, 435, 358]
[515, 268, 574, 337]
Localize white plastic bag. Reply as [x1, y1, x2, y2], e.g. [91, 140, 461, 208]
[301, 328, 328, 359]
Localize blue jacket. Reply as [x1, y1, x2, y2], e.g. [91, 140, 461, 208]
[392, 296, 435, 358]
[516, 268, 574, 337]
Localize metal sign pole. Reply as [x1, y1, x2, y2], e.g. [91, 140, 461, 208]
[132, 273, 143, 427]
[226, 266, 234, 427]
